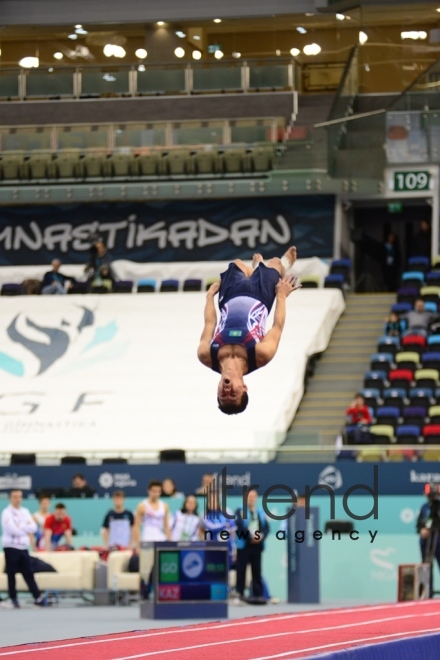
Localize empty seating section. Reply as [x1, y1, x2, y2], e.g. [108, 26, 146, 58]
[348, 255, 440, 459]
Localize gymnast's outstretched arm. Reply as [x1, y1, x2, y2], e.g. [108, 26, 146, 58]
[197, 281, 220, 367]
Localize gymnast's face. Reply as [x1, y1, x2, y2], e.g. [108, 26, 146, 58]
[217, 374, 247, 407]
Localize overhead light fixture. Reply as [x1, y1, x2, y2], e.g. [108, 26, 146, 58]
[68, 34, 78, 40]
[305, 13, 314, 16]
[437, 7, 440, 11]
[232, 51, 241, 58]
[275, 49, 281, 56]
[174, 47, 185, 58]
[53, 52, 63, 60]
[156, 21, 165, 26]
[401, 31, 427, 40]
[103, 73, 116, 82]
[193, 35, 201, 40]
[48, 67, 54, 73]
[336, 13, 345, 20]
[138, 64, 146, 72]
[175, 31, 186, 38]
[214, 49, 224, 60]
[359, 31, 368, 45]
[135, 48, 147, 59]
[192, 50, 202, 60]
[290, 47, 300, 56]
[75, 28, 88, 35]
[296, 27, 307, 34]
[75, 24, 82, 29]
[303, 43, 321, 56]
[103, 44, 126, 58]
[18, 56, 39, 68]
[213, 18, 222, 23]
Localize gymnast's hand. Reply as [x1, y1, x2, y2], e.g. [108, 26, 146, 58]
[207, 281, 221, 296]
[276, 275, 301, 298]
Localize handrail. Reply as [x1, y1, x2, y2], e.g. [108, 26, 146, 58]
[314, 108, 386, 129]
[387, 55, 440, 112]
[327, 45, 358, 122]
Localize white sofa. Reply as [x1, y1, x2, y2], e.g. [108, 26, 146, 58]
[0, 551, 100, 593]
[106, 550, 139, 592]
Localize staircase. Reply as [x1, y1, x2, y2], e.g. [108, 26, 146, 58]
[277, 293, 395, 462]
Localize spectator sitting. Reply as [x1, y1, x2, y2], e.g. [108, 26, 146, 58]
[43, 503, 73, 550]
[171, 495, 201, 541]
[32, 493, 51, 550]
[70, 473, 96, 498]
[194, 473, 214, 495]
[401, 298, 438, 331]
[41, 259, 75, 295]
[161, 478, 184, 499]
[345, 393, 372, 444]
[85, 240, 115, 293]
[384, 312, 404, 337]
[101, 490, 135, 549]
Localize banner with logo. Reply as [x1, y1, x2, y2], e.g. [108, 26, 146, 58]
[0, 196, 335, 265]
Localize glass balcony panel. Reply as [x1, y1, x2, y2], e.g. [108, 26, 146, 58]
[115, 126, 166, 148]
[57, 127, 109, 150]
[25, 68, 75, 97]
[1, 128, 51, 151]
[192, 66, 242, 92]
[249, 64, 290, 90]
[81, 69, 130, 97]
[0, 70, 20, 98]
[136, 67, 186, 95]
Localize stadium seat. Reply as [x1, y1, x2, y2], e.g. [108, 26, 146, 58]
[391, 303, 412, 314]
[114, 280, 133, 294]
[102, 457, 128, 464]
[157, 152, 170, 176]
[168, 149, 190, 175]
[424, 301, 438, 314]
[432, 256, 440, 269]
[68, 282, 87, 294]
[330, 259, 351, 282]
[1, 154, 24, 180]
[388, 369, 413, 390]
[27, 154, 51, 180]
[252, 146, 274, 172]
[137, 279, 156, 293]
[395, 352, 419, 373]
[395, 425, 421, 445]
[421, 353, 440, 372]
[195, 151, 214, 175]
[409, 387, 434, 409]
[364, 370, 388, 391]
[324, 274, 345, 290]
[224, 149, 244, 174]
[401, 334, 427, 355]
[397, 287, 419, 305]
[375, 407, 400, 428]
[426, 271, 440, 285]
[428, 335, 440, 349]
[382, 388, 407, 412]
[420, 286, 440, 304]
[423, 449, 440, 460]
[159, 449, 186, 462]
[50, 151, 81, 178]
[428, 405, 440, 424]
[402, 406, 426, 427]
[160, 279, 179, 292]
[345, 424, 371, 446]
[300, 275, 320, 288]
[206, 277, 219, 291]
[414, 369, 439, 389]
[370, 353, 394, 374]
[10, 453, 36, 465]
[359, 388, 381, 412]
[61, 456, 86, 464]
[1, 283, 23, 296]
[369, 424, 394, 444]
[213, 150, 225, 174]
[136, 153, 158, 176]
[358, 448, 386, 462]
[401, 271, 424, 288]
[183, 279, 202, 292]
[377, 336, 400, 356]
[407, 256, 430, 273]
[80, 154, 104, 178]
[422, 424, 440, 444]
[108, 153, 132, 177]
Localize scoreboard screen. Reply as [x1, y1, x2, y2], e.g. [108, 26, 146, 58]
[155, 546, 228, 603]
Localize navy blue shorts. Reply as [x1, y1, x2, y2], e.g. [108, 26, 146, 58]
[219, 262, 281, 312]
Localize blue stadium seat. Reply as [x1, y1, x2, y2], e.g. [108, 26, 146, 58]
[114, 280, 133, 294]
[395, 425, 421, 445]
[382, 388, 407, 412]
[183, 279, 202, 292]
[424, 301, 438, 314]
[377, 336, 400, 356]
[402, 406, 426, 427]
[407, 256, 430, 273]
[370, 353, 394, 373]
[426, 271, 440, 285]
[137, 279, 156, 293]
[397, 287, 419, 305]
[160, 279, 179, 292]
[428, 336, 440, 348]
[401, 271, 425, 288]
[330, 259, 351, 281]
[391, 302, 412, 314]
[375, 406, 400, 428]
[1, 283, 23, 296]
[358, 388, 381, 411]
[364, 370, 388, 391]
[324, 274, 345, 290]
[409, 387, 434, 410]
[421, 353, 440, 372]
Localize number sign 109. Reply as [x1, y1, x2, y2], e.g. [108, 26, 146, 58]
[394, 171, 430, 191]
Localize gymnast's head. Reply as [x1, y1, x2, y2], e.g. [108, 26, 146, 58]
[217, 375, 249, 415]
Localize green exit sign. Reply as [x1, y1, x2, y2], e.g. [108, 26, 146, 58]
[393, 171, 430, 191]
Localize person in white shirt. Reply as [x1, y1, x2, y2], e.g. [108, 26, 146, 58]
[1, 490, 48, 608]
[171, 495, 201, 541]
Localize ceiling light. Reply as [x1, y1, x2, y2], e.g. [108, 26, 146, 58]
[53, 52, 63, 60]
[359, 31, 368, 45]
[290, 47, 300, 57]
[18, 56, 39, 68]
[75, 28, 88, 35]
[213, 18, 222, 23]
[401, 31, 428, 40]
[174, 47, 185, 58]
[175, 31, 186, 38]
[135, 48, 147, 59]
[275, 49, 281, 56]
[437, 7, 440, 11]
[138, 64, 146, 72]
[48, 67, 54, 73]
[296, 27, 307, 34]
[193, 35, 201, 40]
[214, 49, 224, 60]
[103, 73, 116, 82]
[192, 50, 202, 60]
[305, 13, 314, 16]
[103, 44, 126, 58]
[68, 34, 78, 40]
[156, 21, 165, 26]
[75, 24, 82, 29]
[232, 51, 241, 58]
[336, 13, 345, 20]
[303, 43, 321, 56]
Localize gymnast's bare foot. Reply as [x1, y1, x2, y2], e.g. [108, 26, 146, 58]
[283, 246, 297, 268]
[252, 253, 264, 269]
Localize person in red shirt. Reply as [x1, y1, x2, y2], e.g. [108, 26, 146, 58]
[43, 503, 73, 550]
[345, 394, 372, 444]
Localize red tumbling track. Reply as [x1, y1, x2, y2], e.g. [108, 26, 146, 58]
[1, 600, 440, 660]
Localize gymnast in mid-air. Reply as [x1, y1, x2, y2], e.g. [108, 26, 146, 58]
[197, 246, 301, 414]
